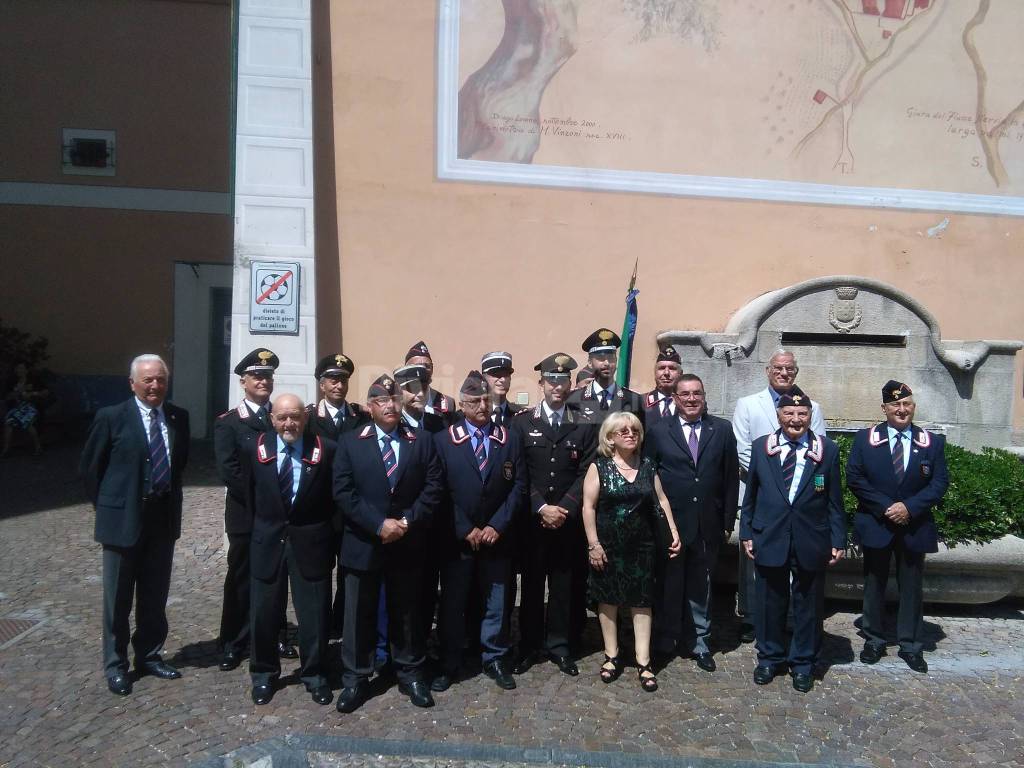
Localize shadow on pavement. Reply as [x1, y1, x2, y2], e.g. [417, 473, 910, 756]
[0, 437, 224, 521]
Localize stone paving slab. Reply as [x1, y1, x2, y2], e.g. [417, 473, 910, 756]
[0, 441, 1022, 768]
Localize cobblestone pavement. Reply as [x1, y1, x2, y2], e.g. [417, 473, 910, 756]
[1, 440, 1022, 768]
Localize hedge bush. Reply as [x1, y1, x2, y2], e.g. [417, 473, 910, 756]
[833, 432, 1024, 547]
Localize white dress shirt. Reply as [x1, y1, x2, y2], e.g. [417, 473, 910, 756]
[779, 433, 810, 504]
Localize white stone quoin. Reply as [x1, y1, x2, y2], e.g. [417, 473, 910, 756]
[230, 0, 316, 404]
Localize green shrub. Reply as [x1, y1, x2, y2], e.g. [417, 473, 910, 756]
[834, 432, 1024, 547]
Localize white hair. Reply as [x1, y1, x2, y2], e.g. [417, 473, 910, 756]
[129, 354, 169, 379]
[767, 348, 798, 366]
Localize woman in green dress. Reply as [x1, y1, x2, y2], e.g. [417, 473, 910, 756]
[582, 411, 680, 691]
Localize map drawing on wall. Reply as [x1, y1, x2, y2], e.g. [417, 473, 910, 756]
[436, 0, 1024, 215]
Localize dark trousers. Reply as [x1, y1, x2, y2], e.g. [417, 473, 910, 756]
[754, 551, 825, 676]
[519, 523, 580, 657]
[221, 531, 290, 653]
[340, 564, 425, 688]
[249, 539, 330, 689]
[102, 497, 175, 677]
[219, 531, 251, 653]
[419, 551, 441, 643]
[438, 555, 511, 672]
[655, 537, 720, 655]
[736, 538, 756, 620]
[861, 540, 925, 654]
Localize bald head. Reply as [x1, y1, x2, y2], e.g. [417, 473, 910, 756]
[270, 393, 308, 443]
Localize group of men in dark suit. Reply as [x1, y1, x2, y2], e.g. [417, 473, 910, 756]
[81, 339, 948, 702]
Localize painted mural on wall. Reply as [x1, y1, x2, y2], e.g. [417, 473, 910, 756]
[440, 0, 1024, 214]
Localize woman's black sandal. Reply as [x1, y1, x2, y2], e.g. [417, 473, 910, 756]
[599, 655, 623, 683]
[637, 663, 658, 692]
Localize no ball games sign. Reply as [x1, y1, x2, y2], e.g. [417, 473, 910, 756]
[249, 261, 300, 335]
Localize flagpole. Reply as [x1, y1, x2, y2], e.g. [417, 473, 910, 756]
[616, 259, 639, 389]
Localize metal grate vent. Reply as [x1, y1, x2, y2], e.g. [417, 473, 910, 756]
[0, 618, 40, 649]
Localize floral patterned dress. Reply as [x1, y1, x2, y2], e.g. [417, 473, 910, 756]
[588, 456, 658, 608]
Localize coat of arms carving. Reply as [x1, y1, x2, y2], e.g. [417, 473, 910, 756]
[828, 286, 863, 333]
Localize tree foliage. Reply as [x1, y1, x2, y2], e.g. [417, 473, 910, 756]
[834, 432, 1024, 547]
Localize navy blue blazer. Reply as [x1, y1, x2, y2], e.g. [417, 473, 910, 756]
[432, 419, 525, 558]
[846, 423, 948, 554]
[332, 421, 442, 571]
[739, 431, 846, 570]
[644, 413, 739, 545]
[245, 433, 337, 582]
[81, 398, 190, 547]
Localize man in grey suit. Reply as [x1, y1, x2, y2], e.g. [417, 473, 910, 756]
[731, 350, 824, 642]
[80, 354, 190, 696]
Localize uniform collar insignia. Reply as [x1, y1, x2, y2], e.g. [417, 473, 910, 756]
[358, 425, 374, 439]
[766, 431, 821, 462]
[488, 425, 507, 445]
[450, 424, 470, 444]
[256, 433, 274, 463]
[398, 423, 417, 441]
[303, 436, 323, 464]
[317, 399, 327, 418]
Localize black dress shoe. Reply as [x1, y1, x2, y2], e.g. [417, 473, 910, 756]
[753, 664, 779, 685]
[739, 623, 756, 644]
[430, 672, 455, 692]
[791, 672, 814, 693]
[107, 674, 132, 696]
[310, 685, 333, 705]
[511, 651, 538, 675]
[251, 683, 275, 705]
[550, 654, 579, 676]
[693, 652, 716, 673]
[483, 660, 517, 690]
[898, 650, 928, 673]
[278, 641, 298, 659]
[398, 680, 435, 708]
[860, 644, 885, 665]
[140, 661, 181, 680]
[219, 650, 243, 671]
[336, 682, 368, 713]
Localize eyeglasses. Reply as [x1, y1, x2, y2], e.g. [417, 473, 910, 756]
[369, 397, 400, 407]
[614, 428, 640, 437]
[769, 366, 797, 374]
[674, 392, 704, 400]
[460, 397, 489, 409]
